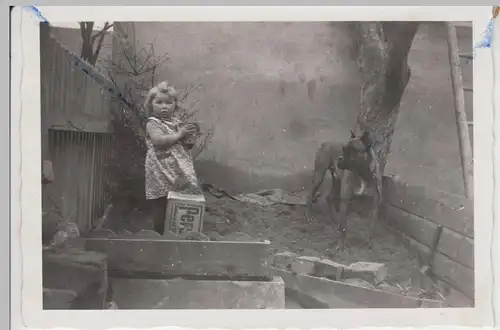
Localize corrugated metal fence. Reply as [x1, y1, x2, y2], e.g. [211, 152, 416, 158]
[41, 26, 115, 232]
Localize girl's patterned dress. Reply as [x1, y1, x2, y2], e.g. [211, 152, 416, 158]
[145, 117, 202, 200]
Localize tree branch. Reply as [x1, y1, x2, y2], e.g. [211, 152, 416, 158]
[91, 27, 108, 65]
[91, 22, 114, 43]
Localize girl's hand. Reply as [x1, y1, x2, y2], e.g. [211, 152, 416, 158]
[179, 124, 198, 138]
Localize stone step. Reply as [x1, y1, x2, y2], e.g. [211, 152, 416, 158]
[43, 248, 108, 309]
[109, 276, 285, 309]
[43, 288, 77, 309]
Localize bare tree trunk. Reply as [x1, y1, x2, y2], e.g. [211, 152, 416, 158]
[349, 22, 420, 174]
[80, 21, 113, 66]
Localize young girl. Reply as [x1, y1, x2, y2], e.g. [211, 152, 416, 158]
[144, 81, 202, 234]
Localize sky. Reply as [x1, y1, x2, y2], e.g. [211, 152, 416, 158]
[50, 21, 113, 31]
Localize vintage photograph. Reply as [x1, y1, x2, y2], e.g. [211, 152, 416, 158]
[40, 20, 474, 310]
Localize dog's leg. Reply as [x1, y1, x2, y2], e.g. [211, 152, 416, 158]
[306, 144, 330, 221]
[369, 175, 383, 240]
[354, 176, 367, 196]
[333, 177, 342, 214]
[326, 167, 339, 224]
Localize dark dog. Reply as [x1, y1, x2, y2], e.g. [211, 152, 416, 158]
[306, 130, 382, 251]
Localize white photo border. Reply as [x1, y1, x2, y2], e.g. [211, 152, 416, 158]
[10, 5, 495, 329]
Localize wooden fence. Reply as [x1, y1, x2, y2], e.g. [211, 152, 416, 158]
[382, 176, 474, 307]
[41, 25, 115, 233]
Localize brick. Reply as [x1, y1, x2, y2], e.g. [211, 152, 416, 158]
[343, 262, 388, 285]
[273, 253, 346, 280]
[314, 258, 346, 280]
[43, 288, 77, 309]
[377, 282, 402, 294]
[272, 251, 298, 270]
[291, 256, 318, 275]
[110, 276, 285, 309]
[43, 248, 108, 309]
[344, 278, 376, 290]
[273, 254, 317, 275]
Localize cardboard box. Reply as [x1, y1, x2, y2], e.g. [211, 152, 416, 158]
[165, 191, 205, 235]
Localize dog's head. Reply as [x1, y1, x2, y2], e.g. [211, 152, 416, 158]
[339, 130, 374, 172]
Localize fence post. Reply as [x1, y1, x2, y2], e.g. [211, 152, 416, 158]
[40, 22, 52, 167]
[445, 22, 474, 199]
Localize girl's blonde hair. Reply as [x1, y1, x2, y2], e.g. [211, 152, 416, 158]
[143, 81, 178, 118]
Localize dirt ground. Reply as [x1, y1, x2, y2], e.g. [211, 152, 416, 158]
[112, 188, 421, 289]
[201, 193, 420, 287]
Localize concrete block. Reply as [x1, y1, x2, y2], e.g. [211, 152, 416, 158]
[43, 248, 108, 309]
[344, 261, 388, 285]
[110, 276, 285, 309]
[43, 288, 77, 309]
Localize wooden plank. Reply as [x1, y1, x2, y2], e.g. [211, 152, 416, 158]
[270, 267, 444, 308]
[84, 238, 271, 278]
[446, 22, 474, 199]
[439, 281, 474, 307]
[384, 205, 439, 248]
[437, 227, 474, 269]
[382, 176, 474, 238]
[50, 117, 113, 134]
[388, 225, 433, 266]
[433, 252, 474, 299]
[389, 228, 473, 300]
